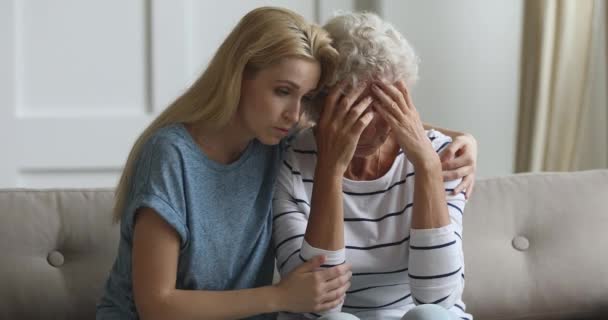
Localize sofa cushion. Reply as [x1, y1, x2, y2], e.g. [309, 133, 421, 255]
[462, 170, 608, 320]
[0, 189, 117, 319]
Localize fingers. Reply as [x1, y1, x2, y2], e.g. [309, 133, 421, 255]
[439, 148, 455, 165]
[333, 83, 368, 121]
[438, 139, 462, 162]
[452, 174, 475, 199]
[370, 83, 403, 122]
[374, 80, 408, 113]
[320, 279, 351, 304]
[453, 174, 472, 195]
[442, 166, 472, 182]
[323, 270, 352, 292]
[296, 255, 326, 273]
[344, 96, 374, 129]
[395, 80, 417, 112]
[316, 296, 346, 313]
[441, 153, 473, 171]
[439, 137, 472, 161]
[321, 82, 370, 134]
[351, 111, 375, 138]
[318, 263, 351, 282]
[321, 81, 347, 126]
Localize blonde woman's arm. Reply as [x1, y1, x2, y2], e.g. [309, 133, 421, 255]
[132, 208, 346, 320]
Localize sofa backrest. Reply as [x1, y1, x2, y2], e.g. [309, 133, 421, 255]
[0, 170, 607, 319]
[462, 169, 608, 320]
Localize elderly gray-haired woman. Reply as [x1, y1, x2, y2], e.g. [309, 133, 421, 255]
[272, 12, 473, 320]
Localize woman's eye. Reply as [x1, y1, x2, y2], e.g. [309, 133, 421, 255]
[275, 88, 290, 96]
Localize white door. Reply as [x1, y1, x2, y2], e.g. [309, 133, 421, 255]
[0, 0, 355, 189]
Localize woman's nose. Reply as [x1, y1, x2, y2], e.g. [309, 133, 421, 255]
[283, 102, 300, 123]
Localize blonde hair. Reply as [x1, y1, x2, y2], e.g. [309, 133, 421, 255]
[112, 6, 338, 222]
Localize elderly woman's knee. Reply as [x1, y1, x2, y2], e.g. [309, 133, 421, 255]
[401, 304, 454, 320]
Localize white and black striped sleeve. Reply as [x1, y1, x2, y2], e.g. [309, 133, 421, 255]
[408, 133, 467, 309]
[272, 151, 346, 274]
[272, 154, 310, 276]
[408, 223, 464, 308]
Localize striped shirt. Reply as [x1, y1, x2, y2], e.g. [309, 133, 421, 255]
[273, 129, 472, 320]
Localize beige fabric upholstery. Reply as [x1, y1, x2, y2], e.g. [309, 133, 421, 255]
[0, 189, 118, 319]
[463, 170, 608, 320]
[1, 170, 607, 319]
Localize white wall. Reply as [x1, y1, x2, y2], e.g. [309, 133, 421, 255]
[0, 0, 353, 188]
[0, 0, 522, 188]
[380, 0, 523, 178]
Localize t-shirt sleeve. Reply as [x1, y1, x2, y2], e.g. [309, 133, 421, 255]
[121, 137, 189, 248]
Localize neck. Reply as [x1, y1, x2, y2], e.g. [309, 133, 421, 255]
[185, 117, 253, 165]
[344, 136, 399, 181]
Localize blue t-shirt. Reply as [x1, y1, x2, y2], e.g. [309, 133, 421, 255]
[97, 123, 281, 319]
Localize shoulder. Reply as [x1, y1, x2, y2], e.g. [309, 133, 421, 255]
[277, 129, 317, 182]
[284, 128, 317, 154]
[145, 123, 191, 154]
[139, 124, 198, 165]
[132, 124, 198, 182]
[426, 129, 452, 153]
[282, 128, 317, 168]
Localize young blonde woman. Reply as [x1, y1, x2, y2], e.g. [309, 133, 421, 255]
[97, 6, 477, 320]
[96, 7, 350, 320]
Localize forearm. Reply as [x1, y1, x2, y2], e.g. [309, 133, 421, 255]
[138, 285, 280, 320]
[409, 155, 463, 306]
[411, 155, 450, 229]
[408, 224, 464, 307]
[304, 161, 344, 251]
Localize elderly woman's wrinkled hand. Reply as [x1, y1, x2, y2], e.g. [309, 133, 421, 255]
[370, 80, 437, 168]
[315, 82, 375, 174]
[439, 134, 478, 198]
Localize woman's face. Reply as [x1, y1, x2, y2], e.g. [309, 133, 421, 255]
[237, 57, 321, 145]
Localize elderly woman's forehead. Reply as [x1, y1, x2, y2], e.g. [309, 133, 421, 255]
[341, 75, 392, 89]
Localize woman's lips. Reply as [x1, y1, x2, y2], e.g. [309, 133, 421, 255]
[275, 127, 290, 135]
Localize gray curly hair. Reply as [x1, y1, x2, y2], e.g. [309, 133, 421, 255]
[325, 11, 420, 88]
[301, 11, 420, 126]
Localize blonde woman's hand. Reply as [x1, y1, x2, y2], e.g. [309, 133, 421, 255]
[371, 80, 437, 167]
[275, 256, 352, 313]
[439, 133, 478, 198]
[315, 82, 375, 174]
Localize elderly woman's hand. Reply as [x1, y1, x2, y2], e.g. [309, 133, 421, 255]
[370, 80, 437, 168]
[315, 82, 375, 174]
[439, 133, 477, 198]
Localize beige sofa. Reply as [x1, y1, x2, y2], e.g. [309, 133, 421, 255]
[1, 170, 607, 319]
